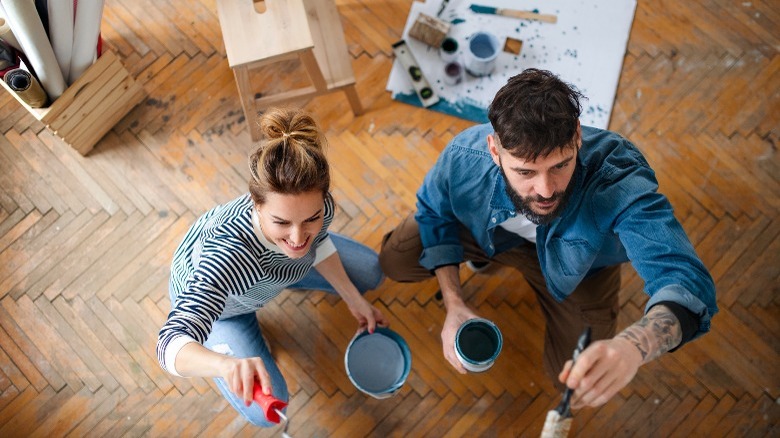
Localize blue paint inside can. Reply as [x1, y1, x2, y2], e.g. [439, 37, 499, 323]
[470, 33, 496, 59]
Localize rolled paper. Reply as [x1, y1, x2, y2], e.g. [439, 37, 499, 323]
[4, 67, 48, 107]
[2, 0, 66, 99]
[48, 0, 73, 80]
[69, 0, 104, 84]
[0, 17, 23, 52]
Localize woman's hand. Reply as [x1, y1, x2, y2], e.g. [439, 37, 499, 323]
[344, 295, 388, 333]
[219, 356, 273, 407]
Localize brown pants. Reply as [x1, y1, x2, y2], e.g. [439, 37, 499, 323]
[379, 213, 621, 390]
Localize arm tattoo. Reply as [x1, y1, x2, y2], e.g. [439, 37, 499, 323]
[616, 305, 682, 364]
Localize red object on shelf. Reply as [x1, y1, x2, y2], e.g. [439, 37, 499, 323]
[252, 385, 288, 424]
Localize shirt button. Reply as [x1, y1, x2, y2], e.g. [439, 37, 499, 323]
[489, 244, 494, 249]
[491, 217, 497, 223]
[510, 212, 516, 215]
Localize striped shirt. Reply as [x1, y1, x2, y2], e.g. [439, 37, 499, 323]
[157, 193, 336, 375]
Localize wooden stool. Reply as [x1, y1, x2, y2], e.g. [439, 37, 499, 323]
[216, 0, 364, 140]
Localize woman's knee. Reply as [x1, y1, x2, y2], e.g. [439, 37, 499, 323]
[368, 263, 385, 291]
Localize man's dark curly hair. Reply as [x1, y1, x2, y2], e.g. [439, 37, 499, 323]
[487, 69, 584, 161]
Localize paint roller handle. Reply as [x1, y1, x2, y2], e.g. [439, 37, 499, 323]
[252, 384, 288, 424]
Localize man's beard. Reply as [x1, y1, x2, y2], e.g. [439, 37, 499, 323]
[499, 166, 575, 226]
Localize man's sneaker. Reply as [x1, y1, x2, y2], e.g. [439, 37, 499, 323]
[465, 260, 491, 273]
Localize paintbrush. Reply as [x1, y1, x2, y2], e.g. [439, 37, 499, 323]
[469, 4, 558, 24]
[540, 327, 591, 438]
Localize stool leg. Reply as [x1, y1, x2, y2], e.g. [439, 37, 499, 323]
[299, 50, 328, 92]
[233, 66, 261, 141]
[343, 84, 364, 116]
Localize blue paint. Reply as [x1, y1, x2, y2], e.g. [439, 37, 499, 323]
[451, 18, 466, 24]
[470, 33, 496, 58]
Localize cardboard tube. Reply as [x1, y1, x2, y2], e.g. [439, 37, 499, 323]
[4, 67, 48, 107]
[2, 0, 67, 99]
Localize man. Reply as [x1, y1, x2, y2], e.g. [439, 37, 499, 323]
[379, 69, 716, 409]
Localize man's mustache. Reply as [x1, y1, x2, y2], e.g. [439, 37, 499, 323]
[528, 192, 564, 203]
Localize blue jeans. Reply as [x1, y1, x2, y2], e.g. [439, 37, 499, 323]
[199, 233, 384, 427]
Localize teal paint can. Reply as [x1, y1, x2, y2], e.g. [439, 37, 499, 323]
[455, 318, 503, 372]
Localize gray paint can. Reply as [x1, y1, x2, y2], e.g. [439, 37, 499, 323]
[345, 327, 411, 399]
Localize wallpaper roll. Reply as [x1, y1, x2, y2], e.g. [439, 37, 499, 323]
[69, 0, 104, 84]
[2, 0, 66, 100]
[0, 17, 23, 52]
[48, 0, 73, 80]
[5, 67, 48, 107]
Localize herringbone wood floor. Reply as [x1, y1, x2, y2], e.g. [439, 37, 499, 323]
[0, 0, 778, 436]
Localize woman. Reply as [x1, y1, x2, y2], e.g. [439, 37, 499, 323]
[156, 107, 387, 426]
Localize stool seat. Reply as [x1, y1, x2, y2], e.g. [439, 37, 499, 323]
[216, 0, 363, 140]
[219, 0, 312, 68]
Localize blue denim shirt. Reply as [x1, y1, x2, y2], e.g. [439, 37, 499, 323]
[415, 124, 717, 338]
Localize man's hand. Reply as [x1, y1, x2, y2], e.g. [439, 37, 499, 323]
[558, 336, 642, 408]
[558, 304, 682, 409]
[441, 300, 479, 374]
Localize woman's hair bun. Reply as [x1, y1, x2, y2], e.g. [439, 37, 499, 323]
[260, 107, 320, 146]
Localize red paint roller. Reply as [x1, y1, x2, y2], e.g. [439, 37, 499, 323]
[252, 384, 291, 437]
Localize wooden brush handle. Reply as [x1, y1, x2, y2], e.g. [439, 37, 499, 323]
[497, 8, 558, 24]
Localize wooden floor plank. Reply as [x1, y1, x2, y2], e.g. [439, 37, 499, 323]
[0, 136, 55, 214]
[34, 296, 119, 392]
[8, 210, 110, 301]
[0, 385, 60, 436]
[32, 385, 110, 437]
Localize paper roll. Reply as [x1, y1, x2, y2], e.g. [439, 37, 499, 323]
[5, 67, 48, 107]
[48, 0, 73, 80]
[2, 0, 67, 100]
[0, 17, 23, 52]
[69, 0, 105, 84]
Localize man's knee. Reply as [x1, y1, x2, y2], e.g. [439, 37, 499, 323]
[378, 214, 428, 282]
[378, 231, 416, 282]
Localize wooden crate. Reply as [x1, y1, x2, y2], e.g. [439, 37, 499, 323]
[0, 50, 145, 155]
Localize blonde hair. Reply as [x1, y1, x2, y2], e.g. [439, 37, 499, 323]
[248, 108, 330, 205]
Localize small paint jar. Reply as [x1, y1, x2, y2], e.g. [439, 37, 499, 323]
[439, 37, 459, 63]
[442, 61, 463, 85]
